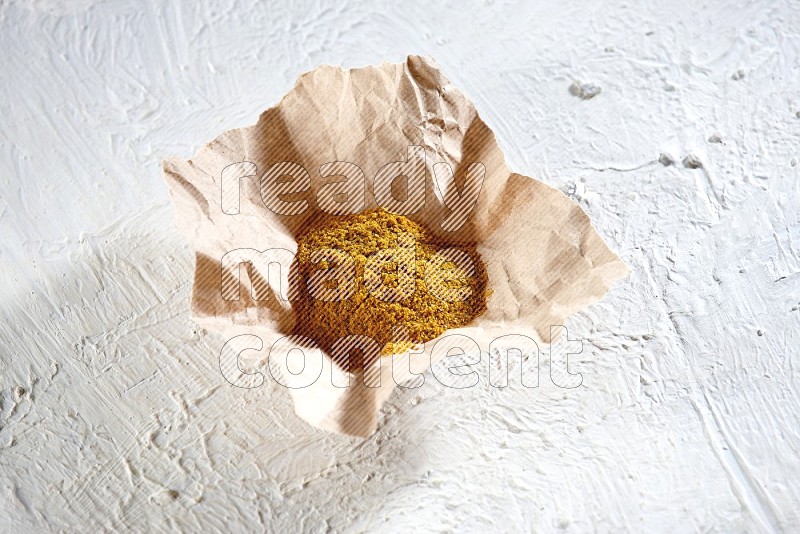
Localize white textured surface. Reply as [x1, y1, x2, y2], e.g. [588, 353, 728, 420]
[1, 0, 798, 532]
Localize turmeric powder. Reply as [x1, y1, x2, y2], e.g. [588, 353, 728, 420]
[293, 209, 488, 366]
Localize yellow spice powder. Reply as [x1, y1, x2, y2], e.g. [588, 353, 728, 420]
[293, 209, 488, 365]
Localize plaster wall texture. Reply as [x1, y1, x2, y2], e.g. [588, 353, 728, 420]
[0, 0, 798, 532]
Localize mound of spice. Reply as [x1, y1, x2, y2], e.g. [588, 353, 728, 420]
[293, 209, 488, 365]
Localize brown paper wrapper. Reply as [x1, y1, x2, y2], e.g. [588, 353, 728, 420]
[163, 55, 628, 437]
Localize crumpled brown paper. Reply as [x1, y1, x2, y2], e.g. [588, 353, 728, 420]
[163, 55, 628, 437]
